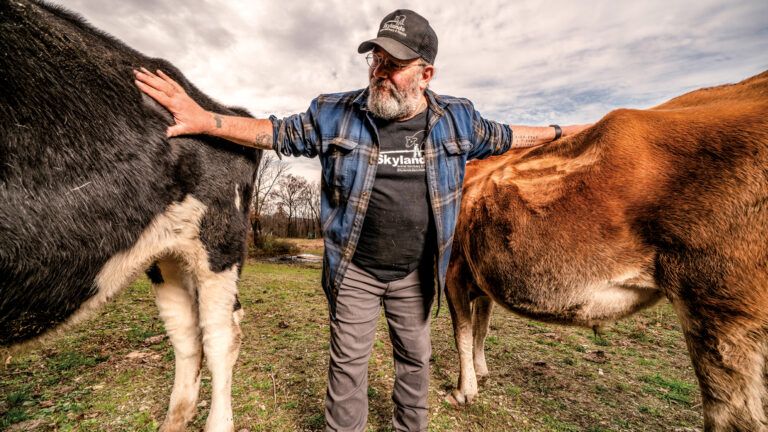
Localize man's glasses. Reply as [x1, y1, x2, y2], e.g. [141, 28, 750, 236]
[365, 53, 426, 73]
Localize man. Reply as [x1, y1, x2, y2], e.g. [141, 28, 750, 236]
[135, 9, 589, 431]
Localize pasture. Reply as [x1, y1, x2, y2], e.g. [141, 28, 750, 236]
[1, 258, 702, 431]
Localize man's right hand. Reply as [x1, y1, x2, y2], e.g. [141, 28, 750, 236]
[134, 67, 214, 137]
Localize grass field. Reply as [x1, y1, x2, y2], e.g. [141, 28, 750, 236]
[1, 261, 703, 431]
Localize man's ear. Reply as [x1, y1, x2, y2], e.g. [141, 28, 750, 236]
[420, 65, 435, 88]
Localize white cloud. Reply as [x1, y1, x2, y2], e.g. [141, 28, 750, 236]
[52, 0, 768, 180]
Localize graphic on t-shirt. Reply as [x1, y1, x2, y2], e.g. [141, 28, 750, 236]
[378, 130, 425, 172]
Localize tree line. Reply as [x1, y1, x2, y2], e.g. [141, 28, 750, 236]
[250, 153, 321, 244]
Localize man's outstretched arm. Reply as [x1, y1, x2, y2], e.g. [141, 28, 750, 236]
[133, 68, 273, 150]
[509, 124, 592, 148]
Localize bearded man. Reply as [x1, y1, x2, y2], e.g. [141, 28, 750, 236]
[135, 9, 589, 432]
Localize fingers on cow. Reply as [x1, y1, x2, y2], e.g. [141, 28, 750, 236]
[156, 69, 186, 94]
[134, 67, 181, 102]
[133, 67, 212, 136]
[134, 68, 173, 105]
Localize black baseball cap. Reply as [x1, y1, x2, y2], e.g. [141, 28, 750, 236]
[358, 9, 438, 65]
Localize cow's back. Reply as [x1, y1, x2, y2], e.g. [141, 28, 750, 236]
[0, 0, 259, 345]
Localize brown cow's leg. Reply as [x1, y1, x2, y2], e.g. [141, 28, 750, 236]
[472, 296, 493, 378]
[674, 302, 768, 431]
[446, 255, 479, 405]
[197, 265, 242, 432]
[155, 260, 202, 432]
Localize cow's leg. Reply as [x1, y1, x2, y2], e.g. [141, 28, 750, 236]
[154, 260, 203, 432]
[446, 255, 479, 405]
[673, 300, 767, 431]
[471, 296, 493, 378]
[197, 265, 242, 432]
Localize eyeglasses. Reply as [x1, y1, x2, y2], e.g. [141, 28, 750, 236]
[365, 53, 426, 73]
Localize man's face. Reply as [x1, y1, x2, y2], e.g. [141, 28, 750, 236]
[367, 48, 431, 120]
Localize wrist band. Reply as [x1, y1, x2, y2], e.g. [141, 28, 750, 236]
[549, 124, 562, 141]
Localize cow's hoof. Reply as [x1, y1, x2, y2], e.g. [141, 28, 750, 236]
[445, 392, 461, 408]
[160, 400, 196, 432]
[159, 421, 185, 432]
[475, 365, 489, 378]
[204, 418, 234, 432]
[446, 388, 474, 407]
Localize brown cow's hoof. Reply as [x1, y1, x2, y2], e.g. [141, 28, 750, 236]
[160, 400, 196, 432]
[446, 388, 474, 407]
[474, 359, 489, 378]
[445, 392, 461, 408]
[159, 421, 185, 432]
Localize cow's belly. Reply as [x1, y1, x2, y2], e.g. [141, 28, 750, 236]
[1, 195, 210, 346]
[475, 253, 663, 327]
[461, 191, 663, 328]
[480, 266, 663, 327]
[65, 195, 211, 328]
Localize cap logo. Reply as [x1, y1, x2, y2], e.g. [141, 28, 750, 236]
[381, 15, 407, 36]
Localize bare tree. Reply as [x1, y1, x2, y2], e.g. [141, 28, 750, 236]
[304, 181, 321, 238]
[270, 174, 310, 238]
[295, 180, 317, 237]
[251, 153, 289, 245]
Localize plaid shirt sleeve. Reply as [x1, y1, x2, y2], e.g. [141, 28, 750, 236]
[269, 98, 322, 159]
[468, 102, 514, 160]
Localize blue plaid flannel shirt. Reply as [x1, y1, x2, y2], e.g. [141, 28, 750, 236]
[270, 88, 514, 318]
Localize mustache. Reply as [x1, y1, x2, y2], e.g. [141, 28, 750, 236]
[370, 78, 403, 101]
[370, 78, 392, 90]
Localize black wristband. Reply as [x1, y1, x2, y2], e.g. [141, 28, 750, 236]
[549, 124, 562, 141]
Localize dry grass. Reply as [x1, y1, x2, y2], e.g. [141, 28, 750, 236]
[0, 261, 702, 431]
[280, 238, 324, 256]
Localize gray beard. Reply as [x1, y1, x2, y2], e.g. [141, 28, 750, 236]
[367, 77, 422, 120]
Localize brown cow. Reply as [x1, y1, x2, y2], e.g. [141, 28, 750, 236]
[446, 71, 768, 431]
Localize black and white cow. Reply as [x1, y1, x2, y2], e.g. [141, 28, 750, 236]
[0, 1, 260, 430]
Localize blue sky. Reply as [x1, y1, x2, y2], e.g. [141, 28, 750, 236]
[54, 0, 768, 181]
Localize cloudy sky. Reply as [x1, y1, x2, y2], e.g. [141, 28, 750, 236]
[53, 0, 768, 181]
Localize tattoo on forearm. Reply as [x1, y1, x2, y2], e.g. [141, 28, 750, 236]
[213, 114, 222, 128]
[254, 132, 272, 149]
[512, 134, 538, 147]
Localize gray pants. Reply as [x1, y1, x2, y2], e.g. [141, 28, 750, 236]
[325, 262, 431, 432]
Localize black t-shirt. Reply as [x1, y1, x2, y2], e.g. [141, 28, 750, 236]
[352, 109, 435, 282]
